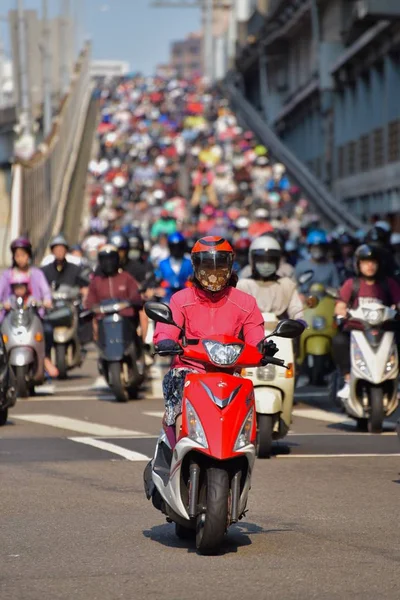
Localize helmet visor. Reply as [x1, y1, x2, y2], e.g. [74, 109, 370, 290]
[192, 251, 233, 292]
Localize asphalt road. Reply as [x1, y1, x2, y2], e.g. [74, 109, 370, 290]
[1, 349, 399, 600]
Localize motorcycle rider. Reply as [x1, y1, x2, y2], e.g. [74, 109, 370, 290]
[335, 232, 357, 283]
[41, 235, 89, 292]
[0, 239, 58, 378]
[153, 236, 273, 434]
[107, 231, 153, 285]
[156, 232, 193, 303]
[295, 230, 340, 295]
[365, 223, 399, 280]
[237, 236, 304, 321]
[85, 244, 144, 341]
[332, 244, 400, 399]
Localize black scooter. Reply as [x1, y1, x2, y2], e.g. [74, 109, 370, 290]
[0, 336, 16, 426]
[90, 299, 145, 402]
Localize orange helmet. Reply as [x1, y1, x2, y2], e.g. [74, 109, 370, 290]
[191, 236, 234, 292]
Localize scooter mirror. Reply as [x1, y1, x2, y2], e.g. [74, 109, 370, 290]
[145, 301, 180, 329]
[298, 270, 314, 285]
[271, 319, 305, 339]
[306, 295, 319, 309]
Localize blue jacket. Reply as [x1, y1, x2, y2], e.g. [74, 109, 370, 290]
[157, 257, 193, 302]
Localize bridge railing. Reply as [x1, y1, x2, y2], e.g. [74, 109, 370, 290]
[11, 43, 93, 261]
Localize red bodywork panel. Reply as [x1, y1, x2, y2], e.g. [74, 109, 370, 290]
[179, 372, 256, 460]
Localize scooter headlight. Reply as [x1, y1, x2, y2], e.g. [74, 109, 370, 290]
[234, 408, 254, 451]
[362, 307, 384, 325]
[352, 341, 372, 378]
[312, 316, 326, 330]
[185, 399, 208, 448]
[203, 340, 243, 366]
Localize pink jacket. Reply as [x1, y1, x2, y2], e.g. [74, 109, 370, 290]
[154, 286, 265, 372]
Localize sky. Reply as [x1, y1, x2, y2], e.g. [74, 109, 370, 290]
[1, 0, 201, 74]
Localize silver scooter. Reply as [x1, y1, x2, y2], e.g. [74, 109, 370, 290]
[1, 297, 45, 397]
[50, 284, 82, 379]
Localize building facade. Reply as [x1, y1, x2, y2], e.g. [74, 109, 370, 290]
[222, 0, 400, 226]
[170, 32, 203, 79]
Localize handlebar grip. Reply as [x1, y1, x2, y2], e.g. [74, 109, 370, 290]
[261, 356, 286, 367]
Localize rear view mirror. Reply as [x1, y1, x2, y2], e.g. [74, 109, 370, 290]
[298, 270, 314, 285]
[271, 319, 305, 339]
[145, 302, 178, 327]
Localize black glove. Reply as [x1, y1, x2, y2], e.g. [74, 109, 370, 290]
[155, 339, 182, 355]
[258, 339, 279, 357]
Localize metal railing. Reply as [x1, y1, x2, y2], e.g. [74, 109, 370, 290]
[11, 43, 92, 261]
[223, 81, 364, 231]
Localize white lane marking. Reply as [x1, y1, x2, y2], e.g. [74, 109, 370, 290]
[17, 395, 114, 403]
[13, 414, 146, 437]
[292, 407, 397, 430]
[143, 410, 165, 418]
[277, 453, 400, 459]
[91, 376, 109, 390]
[69, 437, 150, 461]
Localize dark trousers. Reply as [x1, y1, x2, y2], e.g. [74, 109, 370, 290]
[332, 332, 351, 376]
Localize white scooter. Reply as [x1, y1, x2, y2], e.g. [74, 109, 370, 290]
[244, 312, 295, 458]
[336, 301, 399, 433]
[1, 298, 45, 397]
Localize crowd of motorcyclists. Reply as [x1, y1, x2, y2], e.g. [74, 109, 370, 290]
[0, 73, 400, 445]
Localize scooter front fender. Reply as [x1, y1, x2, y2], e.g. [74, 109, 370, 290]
[9, 347, 35, 367]
[254, 386, 282, 414]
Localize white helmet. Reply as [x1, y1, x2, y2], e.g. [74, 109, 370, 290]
[253, 208, 269, 220]
[249, 235, 282, 279]
[235, 217, 250, 230]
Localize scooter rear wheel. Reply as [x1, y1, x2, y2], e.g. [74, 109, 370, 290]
[15, 365, 30, 398]
[0, 407, 8, 426]
[196, 467, 229, 555]
[369, 387, 384, 434]
[256, 414, 273, 458]
[108, 361, 129, 403]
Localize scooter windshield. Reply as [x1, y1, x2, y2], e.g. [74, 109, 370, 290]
[11, 309, 32, 328]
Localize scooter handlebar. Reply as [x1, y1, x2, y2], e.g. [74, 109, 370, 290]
[260, 356, 287, 368]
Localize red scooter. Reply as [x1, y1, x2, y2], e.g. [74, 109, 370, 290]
[144, 302, 303, 555]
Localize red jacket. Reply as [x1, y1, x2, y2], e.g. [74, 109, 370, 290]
[154, 286, 265, 372]
[86, 271, 143, 318]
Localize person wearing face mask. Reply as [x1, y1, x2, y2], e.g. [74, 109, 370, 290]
[237, 236, 304, 321]
[41, 235, 88, 291]
[295, 230, 340, 295]
[156, 233, 193, 303]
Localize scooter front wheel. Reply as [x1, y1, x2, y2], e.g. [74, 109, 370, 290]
[0, 407, 8, 426]
[15, 365, 30, 398]
[256, 414, 273, 458]
[369, 387, 384, 434]
[55, 344, 68, 380]
[108, 361, 129, 403]
[196, 467, 229, 555]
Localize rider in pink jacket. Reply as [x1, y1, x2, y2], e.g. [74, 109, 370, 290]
[154, 236, 265, 426]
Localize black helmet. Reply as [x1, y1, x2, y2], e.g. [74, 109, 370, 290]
[338, 232, 355, 246]
[108, 232, 129, 251]
[98, 244, 120, 276]
[168, 232, 186, 259]
[354, 244, 380, 275]
[365, 224, 390, 247]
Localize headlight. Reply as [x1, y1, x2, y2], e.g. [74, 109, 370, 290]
[234, 408, 254, 451]
[256, 365, 276, 381]
[362, 308, 384, 325]
[185, 399, 208, 448]
[352, 342, 372, 378]
[312, 316, 326, 330]
[203, 340, 243, 366]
